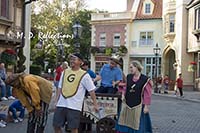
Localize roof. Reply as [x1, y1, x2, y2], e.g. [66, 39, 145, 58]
[135, 0, 162, 20]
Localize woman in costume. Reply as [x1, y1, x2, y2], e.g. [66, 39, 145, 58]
[115, 60, 152, 133]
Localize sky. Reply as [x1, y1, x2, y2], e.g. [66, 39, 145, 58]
[86, 0, 127, 12]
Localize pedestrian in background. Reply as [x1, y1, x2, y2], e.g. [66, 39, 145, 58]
[53, 53, 98, 133]
[95, 55, 123, 94]
[157, 75, 163, 93]
[176, 73, 183, 97]
[54, 62, 68, 104]
[115, 60, 152, 133]
[8, 100, 25, 123]
[5, 73, 53, 133]
[81, 60, 99, 85]
[163, 74, 170, 94]
[0, 62, 15, 101]
[0, 113, 7, 128]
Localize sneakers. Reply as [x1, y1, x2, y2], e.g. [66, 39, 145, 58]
[1, 97, 8, 101]
[18, 117, 23, 122]
[14, 119, 19, 123]
[0, 121, 6, 128]
[8, 96, 15, 100]
[0, 120, 7, 125]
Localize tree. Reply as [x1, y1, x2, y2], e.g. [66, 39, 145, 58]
[31, 0, 88, 70]
[69, 10, 93, 60]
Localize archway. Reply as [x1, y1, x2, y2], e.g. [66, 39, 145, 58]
[163, 48, 176, 90]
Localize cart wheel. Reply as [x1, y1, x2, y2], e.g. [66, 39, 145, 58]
[96, 117, 115, 133]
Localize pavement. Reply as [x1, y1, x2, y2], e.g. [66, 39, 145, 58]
[152, 90, 200, 103]
[1, 88, 200, 117]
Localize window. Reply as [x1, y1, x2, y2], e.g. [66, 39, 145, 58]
[0, 0, 9, 18]
[113, 33, 120, 46]
[198, 52, 200, 77]
[145, 3, 151, 14]
[145, 57, 161, 79]
[169, 14, 175, 32]
[139, 32, 153, 45]
[146, 58, 151, 64]
[99, 33, 106, 46]
[194, 7, 200, 30]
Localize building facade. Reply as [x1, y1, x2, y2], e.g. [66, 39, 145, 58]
[90, 11, 133, 75]
[0, 0, 23, 72]
[163, 0, 194, 90]
[130, 0, 163, 79]
[90, 0, 164, 80]
[187, 0, 200, 90]
[0, 0, 22, 51]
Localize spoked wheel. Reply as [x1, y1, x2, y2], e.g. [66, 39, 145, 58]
[96, 117, 115, 133]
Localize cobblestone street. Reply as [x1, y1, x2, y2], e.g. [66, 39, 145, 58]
[151, 95, 200, 133]
[1, 95, 200, 133]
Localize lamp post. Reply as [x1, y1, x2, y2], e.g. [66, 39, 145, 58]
[72, 21, 82, 53]
[153, 43, 161, 93]
[56, 40, 64, 66]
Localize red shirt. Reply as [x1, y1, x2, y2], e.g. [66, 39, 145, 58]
[163, 77, 169, 85]
[55, 66, 63, 81]
[176, 78, 183, 88]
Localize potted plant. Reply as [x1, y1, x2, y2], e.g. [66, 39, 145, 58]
[90, 46, 100, 55]
[105, 47, 113, 56]
[119, 45, 128, 56]
[0, 48, 17, 65]
[188, 61, 197, 72]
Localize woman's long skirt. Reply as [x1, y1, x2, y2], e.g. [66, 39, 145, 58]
[115, 106, 152, 133]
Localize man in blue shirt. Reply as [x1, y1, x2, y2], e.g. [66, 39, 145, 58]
[96, 56, 123, 94]
[81, 60, 96, 79]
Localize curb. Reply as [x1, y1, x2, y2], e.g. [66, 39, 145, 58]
[152, 93, 200, 103]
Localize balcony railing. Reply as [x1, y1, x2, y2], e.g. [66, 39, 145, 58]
[90, 46, 128, 56]
[91, 12, 134, 21]
[139, 39, 154, 46]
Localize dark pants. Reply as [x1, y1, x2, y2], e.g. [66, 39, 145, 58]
[9, 106, 25, 119]
[96, 86, 117, 94]
[178, 87, 183, 96]
[27, 102, 49, 133]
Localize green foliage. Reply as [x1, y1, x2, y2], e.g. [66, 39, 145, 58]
[31, 0, 92, 68]
[1, 49, 17, 65]
[119, 45, 128, 56]
[90, 46, 100, 55]
[30, 64, 42, 75]
[105, 47, 113, 56]
[69, 10, 93, 60]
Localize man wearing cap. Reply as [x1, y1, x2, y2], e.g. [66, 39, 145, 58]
[53, 53, 98, 133]
[5, 73, 53, 133]
[95, 55, 123, 94]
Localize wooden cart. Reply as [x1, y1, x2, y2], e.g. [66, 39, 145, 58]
[79, 93, 122, 133]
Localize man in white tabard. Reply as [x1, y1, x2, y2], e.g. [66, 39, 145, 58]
[53, 53, 98, 133]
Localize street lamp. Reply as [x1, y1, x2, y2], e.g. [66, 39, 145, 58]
[153, 43, 161, 93]
[56, 40, 65, 66]
[72, 21, 82, 52]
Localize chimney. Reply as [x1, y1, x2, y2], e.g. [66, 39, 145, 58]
[127, 0, 135, 11]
